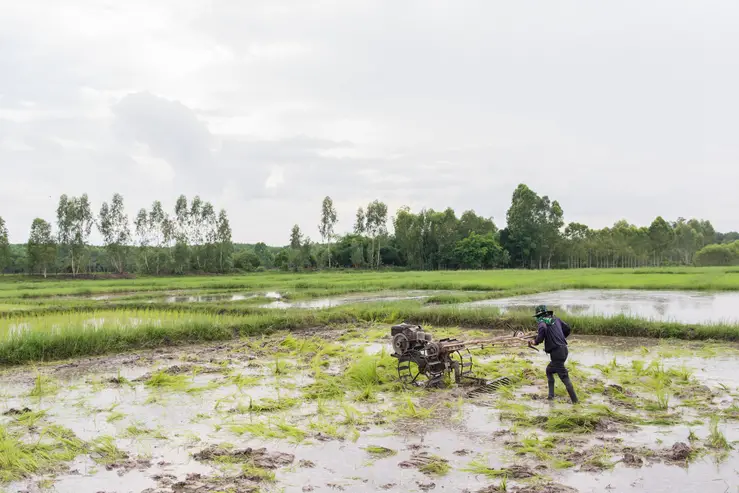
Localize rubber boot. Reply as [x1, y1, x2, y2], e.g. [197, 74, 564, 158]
[547, 375, 555, 400]
[562, 376, 578, 404]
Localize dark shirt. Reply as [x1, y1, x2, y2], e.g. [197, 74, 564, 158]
[533, 316, 570, 353]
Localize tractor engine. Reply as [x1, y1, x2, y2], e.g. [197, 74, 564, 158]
[391, 322, 432, 356]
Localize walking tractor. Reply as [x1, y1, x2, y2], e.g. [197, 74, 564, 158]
[389, 322, 536, 394]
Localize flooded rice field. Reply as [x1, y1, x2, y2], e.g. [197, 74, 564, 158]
[2, 327, 739, 493]
[462, 289, 739, 325]
[66, 288, 739, 330]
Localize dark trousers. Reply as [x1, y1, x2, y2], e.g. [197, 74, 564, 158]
[546, 345, 578, 402]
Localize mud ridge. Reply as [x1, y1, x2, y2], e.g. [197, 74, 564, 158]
[193, 445, 294, 468]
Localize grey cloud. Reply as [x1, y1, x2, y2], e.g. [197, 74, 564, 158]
[112, 92, 215, 170]
[1, 1, 738, 245]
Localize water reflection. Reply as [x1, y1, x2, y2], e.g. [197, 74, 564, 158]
[164, 294, 252, 303]
[164, 291, 282, 303]
[461, 289, 739, 324]
[260, 293, 431, 309]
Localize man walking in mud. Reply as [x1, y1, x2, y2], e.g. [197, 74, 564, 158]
[528, 304, 579, 404]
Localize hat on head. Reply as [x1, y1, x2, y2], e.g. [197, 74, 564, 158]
[534, 304, 552, 318]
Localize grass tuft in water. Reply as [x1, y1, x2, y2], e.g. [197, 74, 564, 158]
[511, 434, 555, 461]
[28, 374, 58, 397]
[0, 423, 86, 483]
[242, 462, 276, 482]
[121, 423, 167, 440]
[391, 396, 436, 420]
[707, 417, 732, 450]
[363, 446, 397, 458]
[226, 373, 261, 390]
[230, 420, 306, 443]
[462, 457, 512, 478]
[541, 404, 632, 433]
[418, 455, 450, 476]
[89, 436, 128, 464]
[144, 371, 191, 392]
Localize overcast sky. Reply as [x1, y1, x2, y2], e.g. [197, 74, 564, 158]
[1, 1, 738, 245]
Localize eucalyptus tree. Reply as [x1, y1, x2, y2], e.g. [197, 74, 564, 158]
[134, 208, 153, 273]
[318, 196, 338, 268]
[174, 195, 189, 243]
[149, 200, 172, 274]
[98, 193, 131, 273]
[290, 224, 303, 249]
[194, 200, 216, 271]
[354, 207, 366, 235]
[215, 209, 233, 273]
[27, 218, 57, 277]
[0, 216, 10, 273]
[173, 195, 190, 273]
[365, 200, 388, 269]
[56, 194, 94, 275]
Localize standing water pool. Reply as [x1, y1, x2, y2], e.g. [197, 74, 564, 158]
[460, 289, 739, 325]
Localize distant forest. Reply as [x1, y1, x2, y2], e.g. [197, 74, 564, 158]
[1, 183, 738, 276]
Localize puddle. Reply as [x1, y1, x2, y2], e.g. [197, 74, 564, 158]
[259, 290, 469, 309]
[165, 291, 282, 303]
[164, 293, 253, 303]
[563, 459, 739, 492]
[261, 292, 430, 309]
[461, 289, 739, 324]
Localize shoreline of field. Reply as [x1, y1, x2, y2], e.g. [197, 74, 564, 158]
[3, 266, 739, 301]
[2, 302, 739, 366]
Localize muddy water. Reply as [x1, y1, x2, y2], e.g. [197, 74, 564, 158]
[462, 289, 739, 324]
[260, 290, 471, 309]
[164, 293, 253, 303]
[164, 291, 282, 303]
[2, 332, 739, 492]
[568, 335, 739, 388]
[262, 293, 429, 309]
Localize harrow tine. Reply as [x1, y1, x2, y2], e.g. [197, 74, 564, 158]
[465, 376, 512, 397]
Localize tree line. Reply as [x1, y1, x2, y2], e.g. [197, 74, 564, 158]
[1, 183, 738, 275]
[276, 185, 739, 271]
[0, 193, 233, 276]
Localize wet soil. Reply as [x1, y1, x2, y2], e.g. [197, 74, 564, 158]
[2, 328, 739, 492]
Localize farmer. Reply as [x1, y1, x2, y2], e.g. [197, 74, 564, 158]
[528, 304, 579, 404]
